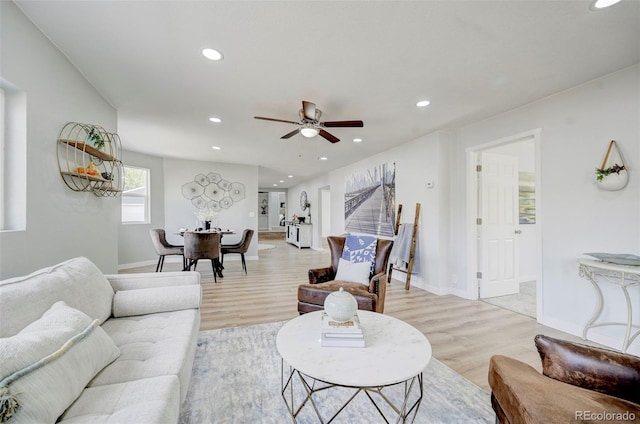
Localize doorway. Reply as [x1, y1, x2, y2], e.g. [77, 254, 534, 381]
[318, 186, 331, 248]
[466, 129, 541, 319]
[257, 191, 286, 233]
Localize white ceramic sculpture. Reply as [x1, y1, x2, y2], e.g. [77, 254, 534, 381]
[324, 287, 358, 322]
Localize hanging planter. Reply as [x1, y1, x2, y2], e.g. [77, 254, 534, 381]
[595, 140, 628, 191]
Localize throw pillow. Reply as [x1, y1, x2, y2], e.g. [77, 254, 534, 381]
[334, 257, 372, 285]
[342, 235, 378, 264]
[112, 285, 202, 317]
[0, 301, 120, 423]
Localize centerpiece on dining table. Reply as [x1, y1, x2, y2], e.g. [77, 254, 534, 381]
[195, 207, 219, 231]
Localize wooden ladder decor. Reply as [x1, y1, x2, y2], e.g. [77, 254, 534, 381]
[388, 203, 421, 290]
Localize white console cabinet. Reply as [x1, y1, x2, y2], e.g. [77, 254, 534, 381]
[286, 222, 312, 248]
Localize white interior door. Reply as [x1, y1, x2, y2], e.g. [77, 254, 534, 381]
[479, 152, 520, 298]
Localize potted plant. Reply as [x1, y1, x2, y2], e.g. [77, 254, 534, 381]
[595, 163, 626, 182]
[86, 127, 105, 150]
[595, 140, 628, 191]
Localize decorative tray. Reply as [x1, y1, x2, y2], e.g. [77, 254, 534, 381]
[584, 253, 640, 266]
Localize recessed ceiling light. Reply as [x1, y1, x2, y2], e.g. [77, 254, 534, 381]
[202, 48, 223, 61]
[319, 156, 328, 161]
[353, 138, 362, 143]
[279, 180, 284, 183]
[209, 117, 222, 123]
[211, 146, 221, 150]
[591, 0, 622, 9]
[416, 100, 431, 107]
[273, 184, 278, 187]
[288, 175, 293, 178]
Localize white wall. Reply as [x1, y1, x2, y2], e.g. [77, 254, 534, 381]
[289, 65, 640, 354]
[453, 65, 640, 353]
[320, 188, 331, 238]
[118, 150, 165, 268]
[332, 131, 453, 294]
[163, 158, 259, 259]
[290, 131, 453, 294]
[0, 2, 119, 277]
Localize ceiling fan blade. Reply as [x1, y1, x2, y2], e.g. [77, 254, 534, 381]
[319, 129, 340, 143]
[321, 120, 364, 128]
[302, 101, 316, 120]
[281, 128, 301, 139]
[254, 116, 299, 125]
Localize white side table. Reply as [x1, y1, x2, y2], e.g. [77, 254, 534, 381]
[276, 310, 432, 423]
[578, 258, 640, 352]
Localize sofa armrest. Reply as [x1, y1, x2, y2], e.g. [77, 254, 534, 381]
[104, 271, 200, 292]
[535, 334, 640, 404]
[308, 266, 334, 284]
[112, 285, 201, 317]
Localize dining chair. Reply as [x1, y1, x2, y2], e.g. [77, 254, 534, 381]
[183, 231, 222, 282]
[220, 229, 254, 274]
[149, 229, 185, 272]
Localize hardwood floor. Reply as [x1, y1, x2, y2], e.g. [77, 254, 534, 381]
[123, 236, 594, 392]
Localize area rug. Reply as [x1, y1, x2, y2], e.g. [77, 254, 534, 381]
[179, 321, 494, 423]
[258, 243, 276, 250]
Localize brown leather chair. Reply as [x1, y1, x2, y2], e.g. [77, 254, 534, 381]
[183, 231, 222, 283]
[149, 229, 185, 272]
[489, 335, 640, 424]
[220, 229, 254, 274]
[298, 236, 393, 314]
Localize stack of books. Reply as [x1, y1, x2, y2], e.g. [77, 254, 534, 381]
[320, 311, 365, 347]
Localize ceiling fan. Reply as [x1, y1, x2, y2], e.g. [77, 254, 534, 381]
[254, 101, 363, 143]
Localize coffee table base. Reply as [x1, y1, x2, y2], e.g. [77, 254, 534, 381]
[281, 360, 424, 424]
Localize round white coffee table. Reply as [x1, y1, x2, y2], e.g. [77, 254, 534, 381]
[276, 310, 432, 423]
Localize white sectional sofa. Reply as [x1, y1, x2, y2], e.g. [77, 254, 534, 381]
[0, 257, 201, 424]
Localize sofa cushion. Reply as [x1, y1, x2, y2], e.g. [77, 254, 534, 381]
[0, 301, 120, 424]
[334, 258, 372, 285]
[488, 355, 640, 424]
[112, 285, 202, 318]
[58, 375, 180, 424]
[0, 257, 115, 338]
[89, 309, 200, 402]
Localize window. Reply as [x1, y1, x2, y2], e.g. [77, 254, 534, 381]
[1, 87, 5, 229]
[121, 166, 150, 224]
[0, 78, 27, 231]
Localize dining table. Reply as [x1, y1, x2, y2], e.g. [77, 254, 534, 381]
[177, 229, 236, 278]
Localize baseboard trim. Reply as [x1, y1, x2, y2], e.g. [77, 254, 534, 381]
[537, 315, 640, 355]
[118, 259, 157, 270]
[119, 254, 262, 271]
[389, 273, 456, 296]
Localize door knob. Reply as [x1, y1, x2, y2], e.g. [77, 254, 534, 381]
[515, 229, 522, 234]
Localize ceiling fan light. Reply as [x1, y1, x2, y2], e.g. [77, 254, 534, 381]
[301, 127, 319, 138]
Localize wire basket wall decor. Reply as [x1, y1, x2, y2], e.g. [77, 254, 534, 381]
[57, 122, 124, 197]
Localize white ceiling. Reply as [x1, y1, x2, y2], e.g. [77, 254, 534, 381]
[15, 0, 640, 189]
